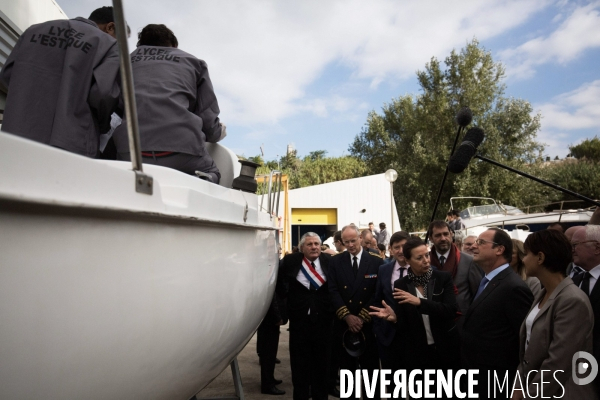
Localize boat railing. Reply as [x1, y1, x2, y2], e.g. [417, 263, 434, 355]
[257, 171, 283, 219]
[463, 208, 593, 232]
[520, 199, 599, 214]
[113, 0, 153, 195]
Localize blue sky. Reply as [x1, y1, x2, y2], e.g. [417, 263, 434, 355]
[58, 0, 600, 161]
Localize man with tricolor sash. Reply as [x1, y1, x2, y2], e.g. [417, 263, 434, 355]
[276, 232, 333, 400]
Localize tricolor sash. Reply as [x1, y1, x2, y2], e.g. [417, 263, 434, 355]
[300, 257, 326, 289]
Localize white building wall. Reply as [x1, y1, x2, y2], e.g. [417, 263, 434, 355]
[277, 173, 401, 232]
[0, 0, 67, 34]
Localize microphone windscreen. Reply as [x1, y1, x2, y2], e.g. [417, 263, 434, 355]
[455, 107, 473, 127]
[448, 127, 485, 174]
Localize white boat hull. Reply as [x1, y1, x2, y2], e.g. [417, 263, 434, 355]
[0, 133, 278, 399]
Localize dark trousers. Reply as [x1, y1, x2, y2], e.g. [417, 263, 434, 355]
[289, 315, 333, 400]
[334, 323, 380, 400]
[117, 152, 221, 183]
[257, 319, 280, 390]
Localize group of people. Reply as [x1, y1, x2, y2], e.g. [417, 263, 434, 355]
[1, 6, 224, 183]
[263, 218, 600, 399]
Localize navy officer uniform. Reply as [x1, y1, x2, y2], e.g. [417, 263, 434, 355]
[328, 232, 384, 400]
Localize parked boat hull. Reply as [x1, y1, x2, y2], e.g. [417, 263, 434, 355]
[0, 133, 279, 399]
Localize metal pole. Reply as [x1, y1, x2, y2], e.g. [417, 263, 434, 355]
[427, 126, 465, 239]
[390, 181, 395, 233]
[112, 0, 153, 194]
[112, 0, 142, 171]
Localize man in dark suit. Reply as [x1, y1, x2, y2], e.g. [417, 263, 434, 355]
[257, 291, 285, 395]
[461, 228, 533, 398]
[328, 224, 384, 399]
[372, 231, 410, 369]
[571, 225, 600, 391]
[360, 229, 382, 258]
[428, 220, 483, 331]
[276, 232, 333, 400]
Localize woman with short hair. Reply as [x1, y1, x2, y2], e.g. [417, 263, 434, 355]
[369, 237, 459, 374]
[512, 229, 597, 399]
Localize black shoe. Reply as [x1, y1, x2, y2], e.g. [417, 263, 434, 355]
[274, 379, 282, 385]
[261, 386, 286, 395]
[329, 387, 341, 398]
[275, 357, 281, 364]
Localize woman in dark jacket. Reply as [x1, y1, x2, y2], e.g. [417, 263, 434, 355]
[370, 237, 460, 373]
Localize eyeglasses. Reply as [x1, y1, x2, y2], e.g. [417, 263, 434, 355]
[475, 238, 500, 247]
[572, 240, 599, 250]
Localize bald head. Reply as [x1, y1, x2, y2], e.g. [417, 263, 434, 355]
[565, 225, 585, 241]
[361, 229, 374, 248]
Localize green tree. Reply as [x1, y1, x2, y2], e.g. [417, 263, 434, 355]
[569, 136, 600, 162]
[247, 155, 264, 166]
[350, 39, 545, 231]
[255, 151, 367, 190]
[307, 150, 328, 161]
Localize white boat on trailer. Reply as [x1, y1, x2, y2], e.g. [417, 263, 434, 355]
[0, 1, 280, 398]
[451, 197, 594, 235]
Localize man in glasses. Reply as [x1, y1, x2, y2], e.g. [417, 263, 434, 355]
[571, 225, 600, 391]
[461, 234, 477, 256]
[461, 228, 533, 397]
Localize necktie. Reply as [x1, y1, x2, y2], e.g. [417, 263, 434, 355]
[439, 255, 446, 269]
[310, 262, 317, 291]
[400, 267, 406, 278]
[581, 272, 591, 296]
[352, 256, 358, 278]
[474, 277, 489, 300]
[572, 265, 585, 279]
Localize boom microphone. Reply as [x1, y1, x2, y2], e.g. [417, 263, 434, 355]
[448, 127, 485, 173]
[427, 107, 473, 235]
[456, 107, 473, 128]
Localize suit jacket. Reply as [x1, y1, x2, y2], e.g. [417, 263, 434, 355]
[372, 261, 400, 346]
[516, 278, 597, 399]
[276, 252, 333, 324]
[453, 251, 483, 329]
[575, 269, 600, 392]
[328, 250, 384, 324]
[461, 266, 533, 373]
[395, 270, 460, 369]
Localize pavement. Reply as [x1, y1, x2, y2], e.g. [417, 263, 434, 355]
[195, 323, 338, 400]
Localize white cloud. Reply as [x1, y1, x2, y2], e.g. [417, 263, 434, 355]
[535, 80, 600, 156]
[500, 2, 600, 79]
[58, 0, 551, 126]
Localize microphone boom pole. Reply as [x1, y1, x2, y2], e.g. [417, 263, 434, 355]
[475, 154, 600, 208]
[427, 108, 473, 240]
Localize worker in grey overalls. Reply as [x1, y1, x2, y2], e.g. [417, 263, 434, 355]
[0, 7, 121, 158]
[112, 24, 226, 184]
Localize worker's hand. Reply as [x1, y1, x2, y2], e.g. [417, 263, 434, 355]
[218, 123, 227, 142]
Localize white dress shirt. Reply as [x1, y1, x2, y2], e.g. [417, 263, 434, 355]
[391, 261, 409, 290]
[579, 264, 600, 294]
